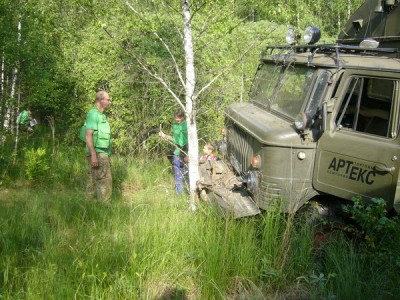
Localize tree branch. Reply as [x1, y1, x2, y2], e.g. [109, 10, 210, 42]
[125, 1, 186, 88]
[102, 27, 185, 109]
[194, 40, 261, 100]
[158, 1, 183, 40]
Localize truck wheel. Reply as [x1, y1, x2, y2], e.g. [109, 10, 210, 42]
[299, 199, 347, 248]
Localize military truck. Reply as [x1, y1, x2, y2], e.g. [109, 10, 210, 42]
[197, 0, 400, 218]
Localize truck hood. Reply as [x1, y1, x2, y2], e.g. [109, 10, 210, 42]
[226, 102, 316, 149]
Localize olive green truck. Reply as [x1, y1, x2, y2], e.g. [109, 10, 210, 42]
[198, 0, 400, 218]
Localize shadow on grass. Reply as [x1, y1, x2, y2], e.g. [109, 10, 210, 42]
[111, 156, 129, 199]
[157, 286, 188, 300]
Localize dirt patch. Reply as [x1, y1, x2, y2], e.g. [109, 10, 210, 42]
[121, 182, 142, 198]
[146, 279, 198, 300]
[0, 188, 16, 208]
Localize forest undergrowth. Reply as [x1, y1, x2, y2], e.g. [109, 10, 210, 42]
[0, 137, 400, 299]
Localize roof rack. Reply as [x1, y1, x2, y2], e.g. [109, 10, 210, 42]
[264, 44, 399, 55]
[261, 43, 400, 68]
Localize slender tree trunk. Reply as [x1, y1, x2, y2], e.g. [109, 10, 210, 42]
[3, 71, 16, 131]
[13, 90, 20, 164]
[0, 52, 5, 133]
[4, 17, 21, 132]
[182, 0, 199, 210]
[347, 0, 351, 19]
[0, 52, 3, 101]
[7, 66, 18, 130]
[46, 115, 56, 159]
[12, 17, 22, 163]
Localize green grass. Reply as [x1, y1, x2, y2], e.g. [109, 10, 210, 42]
[1, 141, 400, 299]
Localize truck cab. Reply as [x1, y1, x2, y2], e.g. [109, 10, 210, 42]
[198, 0, 400, 218]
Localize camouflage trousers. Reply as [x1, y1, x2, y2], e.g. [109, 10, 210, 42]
[86, 152, 112, 202]
[19, 124, 33, 132]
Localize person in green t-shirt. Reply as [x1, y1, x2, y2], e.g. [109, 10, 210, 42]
[159, 108, 188, 195]
[84, 91, 112, 202]
[18, 109, 34, 132]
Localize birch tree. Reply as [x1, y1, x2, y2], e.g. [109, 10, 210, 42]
[0, 1, 20, 132]
[121, 0, 277, 208]
[182, 0, 199, 210]
[9, 17, 21, 133]
[124, 0, 200, 209]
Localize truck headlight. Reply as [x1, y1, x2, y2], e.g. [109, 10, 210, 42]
[303, 26, 321, 45]
[244, 171, 258, 194]
[360, 38, 379, 48]
[286, 28, 300, 45]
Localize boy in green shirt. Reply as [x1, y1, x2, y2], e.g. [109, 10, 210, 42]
[159, 108, 188, 194]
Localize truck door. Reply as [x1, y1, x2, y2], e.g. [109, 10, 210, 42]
[314, 73, 400, 204]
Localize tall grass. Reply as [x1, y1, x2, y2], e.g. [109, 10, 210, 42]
[1, 139, 400, 299]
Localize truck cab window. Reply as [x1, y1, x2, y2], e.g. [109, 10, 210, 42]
[249, 64, 329, 120]
[336, 77, 395, 138]
[249, 63, 281, 106]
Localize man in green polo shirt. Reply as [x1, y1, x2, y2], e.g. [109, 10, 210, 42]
[18, 109, 34, 132]
[84, 91, 112, 202]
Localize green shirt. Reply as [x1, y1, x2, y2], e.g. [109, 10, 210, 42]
[18, 110, 31, 125]
[84, 107, 112, 156]
[172, 121, 188, 155]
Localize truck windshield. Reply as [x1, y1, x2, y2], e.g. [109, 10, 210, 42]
[249, 63, 318, 119]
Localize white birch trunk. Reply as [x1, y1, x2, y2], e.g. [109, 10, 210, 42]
[3, 72, 16, 130]
[4, 18, 21, 130]
[12, 18, 22, 162]
[182, 0, 199, 210]
[347, 0, 351, 19]
[0, 53, 4, 129]
[0, 52, 4, 136]
[0, 53, 4, 104]
[6, 66, 18, 129]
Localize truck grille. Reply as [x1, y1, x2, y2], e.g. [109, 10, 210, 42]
[226, 122, 254, 174]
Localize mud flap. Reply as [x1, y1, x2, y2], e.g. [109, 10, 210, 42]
[207, 188, 261, 218]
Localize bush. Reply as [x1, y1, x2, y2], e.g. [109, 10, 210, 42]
[343, 196, 400, 268]
[24, 147, 50, 185]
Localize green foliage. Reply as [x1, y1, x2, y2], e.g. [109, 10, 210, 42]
[24, 147, 50, 185]
[343, 196, 400, 270]
[50, 145, 87, 189]
[297, 272, 337, 299]
[343, 197, 399, 248]
[0, 0, 366, 154]
[233, 0, 364, 36]
[313, 237, 364, 300]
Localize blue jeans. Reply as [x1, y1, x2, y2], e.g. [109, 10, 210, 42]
[173, 154, 185, 194]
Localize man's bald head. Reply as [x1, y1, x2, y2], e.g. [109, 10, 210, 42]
[95, 91, 111, 112]
[95, 91, 109, 102]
